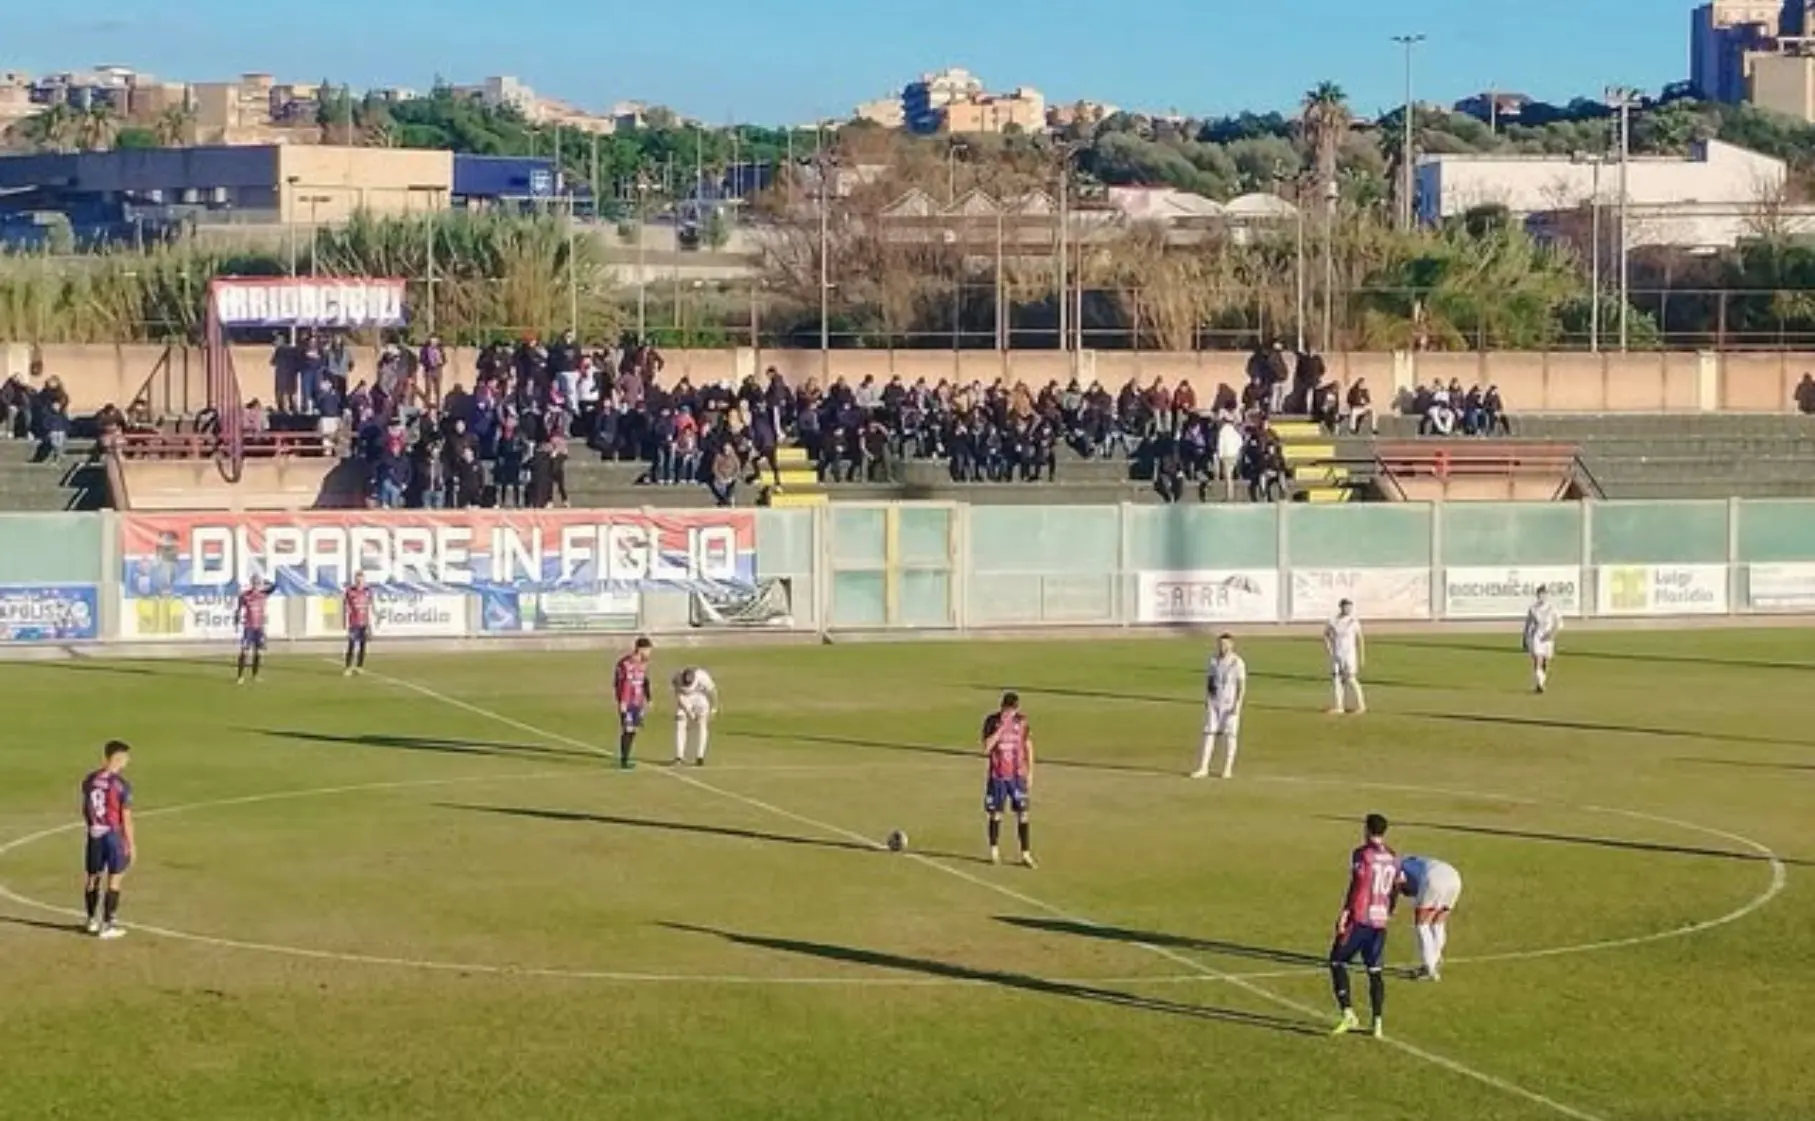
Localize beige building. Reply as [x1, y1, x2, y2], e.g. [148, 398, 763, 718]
[941, 90, 1046, 134]
[0, 144, 453, 223]
[853, 97, 905, 128]
[1751, 52, 1815, 119]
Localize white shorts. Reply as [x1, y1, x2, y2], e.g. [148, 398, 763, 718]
[676, 695, 711, 722]
[1528, 640, 1555, 660]
[1416, 865, 1463, 912]
[1204, 704, 1241, 737]
[1330, 655, 1359, 679]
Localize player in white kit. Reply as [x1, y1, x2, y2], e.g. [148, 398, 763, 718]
[1323, 598, 1367, 715]
[1193, 634, 1247, 780]
[1398, 854, 1463, 980]
[671, 666, 719, 766]
[1523, 586, 1562, 694]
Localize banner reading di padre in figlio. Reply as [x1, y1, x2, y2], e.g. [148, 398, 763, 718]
[116, 509, 758, 640]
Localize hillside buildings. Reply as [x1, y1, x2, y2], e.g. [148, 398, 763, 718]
[1414, 139, 1813, 250]
[1689, 1, 1815, 121]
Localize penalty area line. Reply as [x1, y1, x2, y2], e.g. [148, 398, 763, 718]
[373, 667, 1611, 1121]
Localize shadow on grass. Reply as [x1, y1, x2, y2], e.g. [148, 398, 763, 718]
[1389, 709, 1812, 751]
[0, 914, 87, 936]
[443, 804, 989, 865]
[1674, 757, 1815, 774]
[997, 916, 1327, 970]
[251, 728, 595, 763]
[662, 923, 1321, 1037]
[1389, 639, 1815, 676]
[1326, 816, 1810, 869]
[723, 725, 1173, 777]
[442, 803, 876, 855]
[8, 657, 232, 682]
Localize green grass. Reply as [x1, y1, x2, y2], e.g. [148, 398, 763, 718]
[0, 630, 1810, 1121]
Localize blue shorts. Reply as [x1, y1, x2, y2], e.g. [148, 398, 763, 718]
[84, 833, 130, 876]
[620, 704, 645, 732]
[241, 627, 266, 651]
[347, 625, 369, 644]
[984, 775, 1029, 815]
[1330, 925, 1387, 971]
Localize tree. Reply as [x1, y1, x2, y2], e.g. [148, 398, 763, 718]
[154, 104, 195, 147]
[114, 127, 159, 151]
[1300, 82, 1352, 194]
[75, 105, 120, 152]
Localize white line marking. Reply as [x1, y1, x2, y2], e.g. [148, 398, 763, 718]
[371, 671, 1640, 1121]
[0, 770, 1257, 990]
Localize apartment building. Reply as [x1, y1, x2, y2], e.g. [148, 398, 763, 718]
[901, 68, 1047, 135]
[448, 76, 621, 134]
[1691, 1, 1786, 102]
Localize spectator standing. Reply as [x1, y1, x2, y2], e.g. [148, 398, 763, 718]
[418, 336, 446, 409]
[1346, 379, 1377, 435]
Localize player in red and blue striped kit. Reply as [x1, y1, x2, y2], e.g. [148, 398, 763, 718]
[981, 692, 1036, 868]
[342, 572, 374, 677]
[80, 740, 135, 940]
[234, 576, 272, 685]
[1329, 812, 1403, 1038]
[613, 637, 654, 770]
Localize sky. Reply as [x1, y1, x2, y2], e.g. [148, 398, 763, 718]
[7, 1, 1688, 125]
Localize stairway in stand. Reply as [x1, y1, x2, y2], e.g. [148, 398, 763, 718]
[768, 446, 827, 508]
[1269, 419, 1349, 503]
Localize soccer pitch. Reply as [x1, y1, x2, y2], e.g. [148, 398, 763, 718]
[0, 630, 1808, 1121]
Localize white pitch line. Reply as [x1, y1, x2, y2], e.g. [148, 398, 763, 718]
[0, 771, 1275, 990]
[373, 671, 1623, 1121]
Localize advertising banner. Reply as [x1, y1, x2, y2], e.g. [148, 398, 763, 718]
[691, 579, 795, 628]
[1443, 566, 1582, 619]
[0, 585, 100, 643]
[212, 277, 407, 329]
[1745, 563, 1815, 611]
[1289, 568, 1431, 622]
[118, 510, 756, 641]
[1596, 564, 1728, 616]
[302, 591, 471, 638]
[1135, 570, 1280, 625]
[118, 590, 291, 641]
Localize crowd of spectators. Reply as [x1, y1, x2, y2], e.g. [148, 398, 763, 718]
[16, 329, 1514, 505]
[228, 333, 1422, 508]
[1, 365, 77, 464]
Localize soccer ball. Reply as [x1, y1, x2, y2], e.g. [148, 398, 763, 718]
[886, 829, 909, 853]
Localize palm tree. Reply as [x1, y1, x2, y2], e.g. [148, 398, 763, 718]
[154, 104, 195, 147]
[13, 104, 83, 153]
[1299, 82, 1351, 194]
[75, 104, 120, 152]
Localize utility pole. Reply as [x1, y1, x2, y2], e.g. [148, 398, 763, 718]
[1322, 180, 1338, 353]
[636, 173, 650, 340]
[818, 153, 831, 382]
[1606, 86, 1638, 352]
[1572, 152, 1605, 352]
[1392, 34, 1426, 231]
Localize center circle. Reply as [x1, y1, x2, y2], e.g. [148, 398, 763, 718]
[0, 768, 1783, 986]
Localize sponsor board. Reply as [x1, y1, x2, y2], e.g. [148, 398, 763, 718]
[1596, 564, 1728, 616]
[1746, 563, 1815, 611]
[1136, 570, 1280, 625]
[303, 591, 470, 638]
[117, 510, 755, 640]
[0, 585, 100, 643]
[530, 589, 641, 632]
[691, 579, 795, 628]
[212, 277, 407, 329]
[1288, 568, 1431, 622]
[117, 591, 291, 641]
[1442, 566, 1582, 619]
